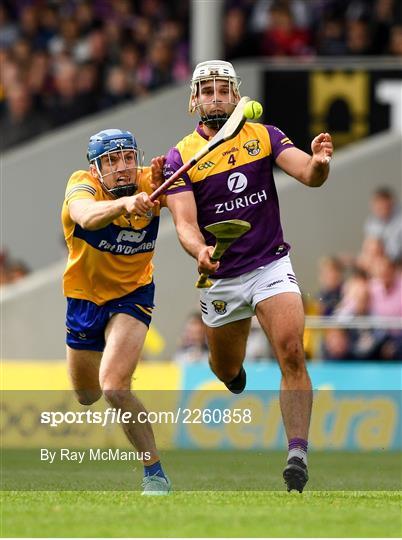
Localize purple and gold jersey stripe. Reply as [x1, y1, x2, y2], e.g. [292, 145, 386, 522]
[164, 123, 294, 279]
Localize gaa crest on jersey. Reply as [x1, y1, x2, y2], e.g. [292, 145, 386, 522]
[212, 300, 227, 314]
[243, 139, 261, 156]
[198, 160, 215, 170]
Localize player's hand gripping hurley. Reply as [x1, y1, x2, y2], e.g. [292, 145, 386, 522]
[196, 219, 251, 288]
[149, 96, 257, 201]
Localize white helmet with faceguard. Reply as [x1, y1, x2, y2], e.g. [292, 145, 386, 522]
[189, 60, 241, 130]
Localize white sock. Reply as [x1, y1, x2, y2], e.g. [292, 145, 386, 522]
[288, 448, 307, 465]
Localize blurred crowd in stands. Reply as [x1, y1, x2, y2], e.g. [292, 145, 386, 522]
[0, 0, 190, 150]
[224, 0, 402, 59]
[314, 186, 402, 362]
[175, 187, 402, 363]
[0, 250, 30, 286]
[1, 0, 402, 151]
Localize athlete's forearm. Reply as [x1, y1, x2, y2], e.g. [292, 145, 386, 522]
[176, 221, 206, 260]
[78, 199, 128, 230]
[278, 145, 331, 188]
[300, 157, 329, 187]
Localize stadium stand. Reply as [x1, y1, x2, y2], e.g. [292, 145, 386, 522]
[1, 1, 401, 361]
[0, 0, 190, 149]
[1, 0, 402, 149]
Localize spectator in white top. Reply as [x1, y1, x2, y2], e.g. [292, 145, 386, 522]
[364, 187, 402, 264]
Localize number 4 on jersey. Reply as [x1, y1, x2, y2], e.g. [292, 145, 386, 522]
[228, 154, 236, 166]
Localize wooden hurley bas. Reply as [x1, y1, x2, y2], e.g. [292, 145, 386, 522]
[196, 219, 251, 289]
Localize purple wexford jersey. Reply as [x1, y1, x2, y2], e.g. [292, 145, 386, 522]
[164, 122, 295, 279]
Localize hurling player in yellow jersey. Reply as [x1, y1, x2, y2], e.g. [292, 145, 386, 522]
[164, 61, 333, 493]
[62, 129, 170, 495]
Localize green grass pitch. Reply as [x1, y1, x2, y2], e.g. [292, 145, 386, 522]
[1, 450, 401, 537]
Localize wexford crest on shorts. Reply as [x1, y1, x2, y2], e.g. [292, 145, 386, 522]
[212, 300, 228, 314]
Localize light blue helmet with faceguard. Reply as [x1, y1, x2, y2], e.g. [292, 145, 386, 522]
[87, 129, 142, 198]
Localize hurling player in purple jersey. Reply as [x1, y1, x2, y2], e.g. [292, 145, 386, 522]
[164, 60, 333, 492]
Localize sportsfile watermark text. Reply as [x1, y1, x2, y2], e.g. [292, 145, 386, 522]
[40, 407, 252, 427]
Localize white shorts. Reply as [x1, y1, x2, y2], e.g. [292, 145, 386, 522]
[199, 255, 301, 327]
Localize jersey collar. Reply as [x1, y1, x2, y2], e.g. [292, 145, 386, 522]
[196, 122, 210, 140]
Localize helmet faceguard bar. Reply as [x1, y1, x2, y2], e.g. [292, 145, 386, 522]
[87, 129, 144, 199]
[94, 147, 144, 199]
[191, 76, 240, 129]
[189, 60, 241, 129]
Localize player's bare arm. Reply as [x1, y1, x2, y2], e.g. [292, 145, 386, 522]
[69, 193, 156, 230]
[167, 191, 219, 274]
[276, 132, 333, 187]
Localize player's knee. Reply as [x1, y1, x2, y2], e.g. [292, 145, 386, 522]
[75, 390, 102, 406]
[277, 338, 304, 362]
[277, 339, 306, 375]
[209, 356, 242, 383]
[101, 376, 131, 407]
[100, 371, 131, 392]
[282, 358, 306, 378]
[102, 388, 125, 407]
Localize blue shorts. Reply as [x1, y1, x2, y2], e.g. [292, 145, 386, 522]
[66, 282, 155, 352]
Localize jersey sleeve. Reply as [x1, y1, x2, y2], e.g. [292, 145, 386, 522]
[65, 171, 98, 205]
[163, 147, 193, 195]
[265, 125, 295, 161]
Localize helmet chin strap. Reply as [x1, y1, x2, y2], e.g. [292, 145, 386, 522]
[107, 184, 138, 198]
[200, 112, 229, 130]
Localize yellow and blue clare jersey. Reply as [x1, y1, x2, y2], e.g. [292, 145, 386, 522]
[62, 167, 165, 305]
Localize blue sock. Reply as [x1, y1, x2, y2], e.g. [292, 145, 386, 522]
[144, 460, 166, 479]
